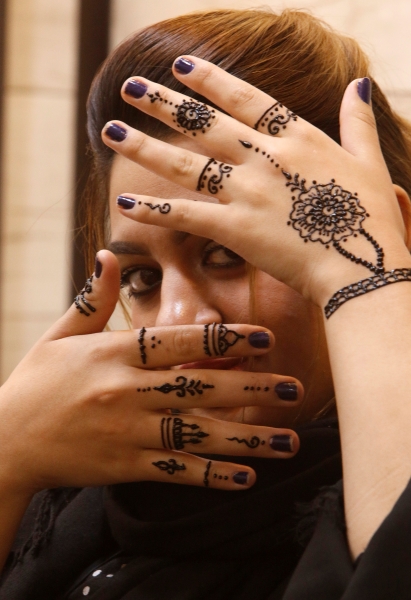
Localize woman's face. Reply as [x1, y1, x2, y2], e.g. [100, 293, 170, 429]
[108, 136, 334, 428]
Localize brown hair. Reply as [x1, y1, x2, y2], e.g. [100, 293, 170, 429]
[84, 7, 411, 271]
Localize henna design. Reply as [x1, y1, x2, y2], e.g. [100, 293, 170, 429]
[152, 458, 186, 475]
[203, 460, 212, 487]
[254, 102, 298, 135]
[147, 91, 169, 104]
[161, 417, 209, 450]
[153, 376, 214, 398]
[238, 140, 279, 165]
[244, 386, 270, 391]
[197, 158, 233, 194]
[144, 202, 171, 214]
[203, 323, 245, 357]
[213, 473, 228, 480]
[226, 436, 265, 449]
[74, 276, 96, 317]
[172, 99, 215, 136]
[138, 327, 147, 365]
[150, 335, 161, 349]
[325, 269, 411, 318]
[239, 140, 253, 149]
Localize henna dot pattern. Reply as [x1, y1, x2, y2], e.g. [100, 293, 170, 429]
[150, 335, 161, 350]
[254, 102, 298, 135]
[226, 436, 265, 449]
[172, 99, 215, 135]
[152, 458, 186, 475]
[138, 327, 147, 365]
[161, 417, 209, 451]
[152, 376, 214, 398]
[74, 276, 96, 317]
[197, 158, 233, 194]
[203, 322, 245, 357]
[213, 473, 229, 480]
[147, 91, 168, 104]
[144, 202, 171, 214]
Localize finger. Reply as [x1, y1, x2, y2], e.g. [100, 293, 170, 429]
[172, 55, 300, 137]
[42, 250, 120, 341]
[107, 323, 275, 369]
[140, 450, 256, 489]
[139, 414, 299, 458]
[339, 78, 384, 162]
[132, 369, 303, 409]
[102, 121, 239, 201]
[121, 76, 258, 160]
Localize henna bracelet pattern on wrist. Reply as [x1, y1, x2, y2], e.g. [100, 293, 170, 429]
[74, 276, 96, 316]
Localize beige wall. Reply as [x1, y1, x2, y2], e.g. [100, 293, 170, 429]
[0, 0, 78, 381]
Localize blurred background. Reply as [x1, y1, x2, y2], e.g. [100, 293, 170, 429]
[0, 0, 410, 382]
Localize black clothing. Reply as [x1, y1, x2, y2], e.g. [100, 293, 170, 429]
[1, 419, 410, 599]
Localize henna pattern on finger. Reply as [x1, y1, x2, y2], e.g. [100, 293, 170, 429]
[147, 91, 168, 104]
[203, 460, 212, 487]
[238, 140, 279, 166]
[213, 472, 228, 481]
[153, 376, 214, 398]
[244, 386, 270, 392]
[226, 436, 265, 449]
[152, 458, 186, 475]
[197, 158, 233, 194]
[150, 335, 161, 349]
[254, 102, 298, 136]
[172, 99, 215, 136]
[74, 276, 96, 317]
[203, 323, 245, 357]
[144, 202, 171, 214]
[161, 417, 209, 450]
[138, 327, 147, 365]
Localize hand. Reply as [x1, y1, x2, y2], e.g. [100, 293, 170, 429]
[102, 57, 411, 310]
[0, 250, 302, 498]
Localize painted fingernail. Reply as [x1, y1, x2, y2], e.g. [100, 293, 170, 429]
[94, 255, 103, 278]
[174, 57, 195, 75]
[357, 77, 371, 105]
[248, 331, 270, 348]
[117, 195, 135, 209]
[275, 382, 298, 401]
[269, 435, 294, 453]
[105, 123, 127, 142]
[125, 79, 148, 99]
[233, 471, 249, 485]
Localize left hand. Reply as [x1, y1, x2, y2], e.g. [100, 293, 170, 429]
[102, 56, 410, 308]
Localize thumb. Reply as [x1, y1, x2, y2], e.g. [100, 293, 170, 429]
[43, 249, 121, 341]
[339, 77, 384, 163]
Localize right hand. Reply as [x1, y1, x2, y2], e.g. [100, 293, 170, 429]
[0, 250, 302, 499]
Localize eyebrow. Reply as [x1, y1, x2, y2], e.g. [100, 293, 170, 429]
[107, 231, 191, 256]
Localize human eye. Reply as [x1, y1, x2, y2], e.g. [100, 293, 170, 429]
[120, 266, 162, 299]
[202, 242, 245, 268]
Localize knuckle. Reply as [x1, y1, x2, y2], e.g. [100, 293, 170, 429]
[228, 85, 256, 109]
[172, 328, 199, 358]
[171, 152, 195, 179]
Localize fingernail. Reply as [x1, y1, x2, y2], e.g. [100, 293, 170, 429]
[269, 435, 294, 453]
[233, 471, 249, 485]
[248, 331, 270, 348]
[117, 195, 135, 209]
[105, 123, 127, 142]
[357, 77, 371, 104]
[94, 255, 103, 278]
[275, 382, 298, 401]
[125, 79, 148, 99]
[174, 57, 195, 75]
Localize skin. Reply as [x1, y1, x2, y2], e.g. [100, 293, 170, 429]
[109, 145, 334, 428]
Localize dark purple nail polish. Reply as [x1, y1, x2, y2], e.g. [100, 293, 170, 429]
[117, 195, 135, 209]
[275, 382, 298, 401]
[269, 435, 294, 453]
[233, 471, 249, 485]
[94, 256, 103, 278]
[174, 57, 195, 75]
[357, 77, 371, 104]
[248, 331, 270, 348]
[105, 123, 127, 142]
[125, 79, 148, 99]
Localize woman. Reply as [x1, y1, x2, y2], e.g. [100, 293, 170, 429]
[1, 8, 411, 599]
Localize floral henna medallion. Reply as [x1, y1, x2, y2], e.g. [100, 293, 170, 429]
[203, 323, 245, 357]
[152, 376, 214, 398]
[74, 276, 96, 317]
[152, 458, 186, 475]
[172, 99, 215, 135]
[197, 158, 233, 194]
[161, 417, 209, 451]
[254, 102, 298, 136]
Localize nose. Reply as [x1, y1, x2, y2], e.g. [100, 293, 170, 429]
[155, 270, 223, 326]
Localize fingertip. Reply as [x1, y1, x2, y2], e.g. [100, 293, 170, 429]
[102, 121, 128, 143]
[173, 56, 196, 75]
